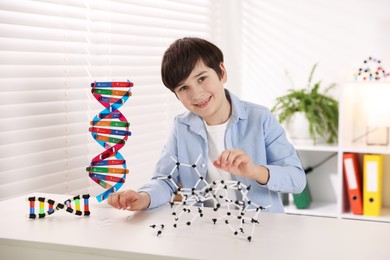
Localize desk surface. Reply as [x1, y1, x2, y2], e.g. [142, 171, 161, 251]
[0, 193, 389, 260]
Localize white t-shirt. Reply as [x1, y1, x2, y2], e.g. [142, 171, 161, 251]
[204, 119, 238, 206]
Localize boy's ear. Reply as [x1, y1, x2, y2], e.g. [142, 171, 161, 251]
[219, 62, 227, 83]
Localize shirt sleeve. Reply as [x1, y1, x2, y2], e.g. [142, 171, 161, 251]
[138, 118, 180, 209]
[261, 110, 306, 194]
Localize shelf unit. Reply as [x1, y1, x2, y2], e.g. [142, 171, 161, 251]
[284, 83, 390, 223]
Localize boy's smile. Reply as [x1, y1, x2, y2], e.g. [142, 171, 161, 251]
[194, 96, 211, 108]
[174, 60, 231, 125]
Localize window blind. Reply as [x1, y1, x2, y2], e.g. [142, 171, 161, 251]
[0, 0, 222, 200]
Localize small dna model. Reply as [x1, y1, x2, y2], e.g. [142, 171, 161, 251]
[28, 195, 90, 219]
[87, 81, 134, 202]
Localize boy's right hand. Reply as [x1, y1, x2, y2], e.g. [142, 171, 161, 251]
[108, 190, 150, 211]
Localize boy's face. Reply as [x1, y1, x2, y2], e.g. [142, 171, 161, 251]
[174, 59, 230, 125]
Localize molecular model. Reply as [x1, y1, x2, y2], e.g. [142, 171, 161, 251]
[87, 81, 134, 202]
[353, 57, 389, 81]
[150, 155, 270, 242]
[28, 194, 90, 219]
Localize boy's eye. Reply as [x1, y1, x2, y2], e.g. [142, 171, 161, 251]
[198, 76, 206, 82]
[177, 86, 188, 92]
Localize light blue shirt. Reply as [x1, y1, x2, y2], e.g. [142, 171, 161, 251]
[139, 89, 306, 213]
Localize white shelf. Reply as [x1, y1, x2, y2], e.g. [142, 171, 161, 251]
[341, 207, 390, 223]
[341, 145, 390, 155]
[285, 202, 338, 218]
[293, 143, 339, 152]
[287, 82, 390, 223]
[287, 204, 390, 223]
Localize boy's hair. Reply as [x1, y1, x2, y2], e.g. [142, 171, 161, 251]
[161, 37, 224, 92]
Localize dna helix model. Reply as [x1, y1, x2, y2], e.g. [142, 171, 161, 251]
[28, 195, 90, 219]
[87, 81, 134, 202]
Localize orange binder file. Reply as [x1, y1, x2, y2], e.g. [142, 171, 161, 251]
[363, 154, 384, 216]
[343, 153, 363, 215]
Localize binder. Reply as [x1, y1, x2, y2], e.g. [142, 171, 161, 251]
[293, 183, 311, 209]
[363, 154, 384, 216]
[342, 153, 363, 215]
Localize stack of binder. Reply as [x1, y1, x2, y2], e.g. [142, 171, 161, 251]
[342, 153, 383, 216]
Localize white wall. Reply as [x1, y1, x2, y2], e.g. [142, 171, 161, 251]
[233, 0, 390, 109]
[218, 0, 242, 96]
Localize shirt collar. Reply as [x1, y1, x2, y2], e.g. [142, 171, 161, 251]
[226, 89, 248, 123]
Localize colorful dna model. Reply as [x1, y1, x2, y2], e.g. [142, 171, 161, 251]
[28, 194, 90, 219]
[87, 81, 134, 202]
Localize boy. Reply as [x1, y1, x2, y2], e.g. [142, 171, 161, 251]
[108, 37, 306, 213]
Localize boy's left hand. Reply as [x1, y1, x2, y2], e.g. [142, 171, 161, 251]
[213, 149, 269, 184]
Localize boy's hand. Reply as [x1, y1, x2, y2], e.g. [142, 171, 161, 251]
[108, 190, 150, 211]
[213, 149, 270, 184]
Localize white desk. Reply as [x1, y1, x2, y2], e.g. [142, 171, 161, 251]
[0, 193, 389, 260]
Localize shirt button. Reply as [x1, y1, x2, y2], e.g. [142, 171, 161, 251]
[201, 163, 206, 168]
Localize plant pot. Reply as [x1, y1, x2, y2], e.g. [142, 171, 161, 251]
[284, 112, 328, 144]
[284, 112, 311, 141]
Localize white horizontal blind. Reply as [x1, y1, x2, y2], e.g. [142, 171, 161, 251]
[0, 0, 221, 200]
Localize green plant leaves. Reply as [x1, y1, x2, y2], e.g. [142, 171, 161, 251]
[271, 64, 339, 144]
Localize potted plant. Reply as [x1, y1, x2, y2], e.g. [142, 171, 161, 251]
[271, 64, 339, 144]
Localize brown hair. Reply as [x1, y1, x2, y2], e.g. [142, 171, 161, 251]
[161, 37, 224, 92]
